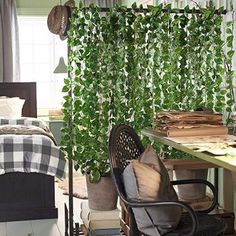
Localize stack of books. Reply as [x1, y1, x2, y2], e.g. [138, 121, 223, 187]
[154, 111, 228, 137]
[80, 201, 120, 235]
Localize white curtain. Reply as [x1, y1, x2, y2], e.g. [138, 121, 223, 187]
[83, 0, 121, 7]
[0, 0, 20, 82]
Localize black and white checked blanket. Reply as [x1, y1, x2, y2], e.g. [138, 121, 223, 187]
[0, 118, 66, 179]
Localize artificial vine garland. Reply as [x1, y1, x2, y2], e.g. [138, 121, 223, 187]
[61, 3, 235, 180]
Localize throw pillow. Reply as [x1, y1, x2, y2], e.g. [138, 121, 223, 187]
[0, 97, 25, 118]
[123, 145, 182, 235]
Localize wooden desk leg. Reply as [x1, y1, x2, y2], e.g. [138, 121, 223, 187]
[223, 169, 234, 211]
[231, 171, 236, 188]
[231, 172, 236, 232]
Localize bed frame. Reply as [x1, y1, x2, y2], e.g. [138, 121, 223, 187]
[0, 82, 58, 222]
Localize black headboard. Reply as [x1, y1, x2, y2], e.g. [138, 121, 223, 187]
[0, 82, 37, 118]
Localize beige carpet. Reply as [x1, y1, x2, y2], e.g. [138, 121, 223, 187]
[58, 176, 88, 199]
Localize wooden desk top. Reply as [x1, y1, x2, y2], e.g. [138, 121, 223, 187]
[142, 128, 236, 173]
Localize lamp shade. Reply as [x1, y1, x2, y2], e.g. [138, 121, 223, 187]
[54, 57, 67, 73]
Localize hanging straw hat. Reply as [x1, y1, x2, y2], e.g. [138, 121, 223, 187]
[47, 0, 75, 40]
[60, 0, 75, 40]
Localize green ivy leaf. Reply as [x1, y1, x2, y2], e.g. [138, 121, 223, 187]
[131, 2, 137, 10]
[227, 50, 234, 58]
[62, 85, 70, 93]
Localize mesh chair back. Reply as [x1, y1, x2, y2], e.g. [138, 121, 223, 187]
[109, 124, 145, 199]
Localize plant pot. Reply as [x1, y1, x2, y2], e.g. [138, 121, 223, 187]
[86, 175, 118, 211]
[175, 169, 208, 201]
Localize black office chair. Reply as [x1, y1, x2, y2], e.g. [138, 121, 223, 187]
[108, 124, 226, 236]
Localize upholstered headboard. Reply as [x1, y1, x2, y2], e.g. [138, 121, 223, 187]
[0, 82, 37, 117]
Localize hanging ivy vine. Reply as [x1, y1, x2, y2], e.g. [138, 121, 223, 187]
[61, 3, 235, 180]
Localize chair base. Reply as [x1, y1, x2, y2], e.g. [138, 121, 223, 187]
[120, 201, 231, 236]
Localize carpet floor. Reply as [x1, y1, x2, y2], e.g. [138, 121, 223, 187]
[58, 176, 88, 199]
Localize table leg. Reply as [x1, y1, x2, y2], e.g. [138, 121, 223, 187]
[214, 168, 219, 207]
[223, 169, 234, 211]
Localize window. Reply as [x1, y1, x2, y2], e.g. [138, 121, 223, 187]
[18, 16, 67, 116]
[137, 0, 154, 6]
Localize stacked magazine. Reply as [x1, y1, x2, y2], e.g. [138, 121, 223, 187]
[80, 201, 120, 235]
[155, 111, 228, 137]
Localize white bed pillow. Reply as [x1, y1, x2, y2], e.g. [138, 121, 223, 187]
[0, 97, 25, 118]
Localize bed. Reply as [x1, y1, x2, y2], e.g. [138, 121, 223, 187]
[0, 82, 60, 222]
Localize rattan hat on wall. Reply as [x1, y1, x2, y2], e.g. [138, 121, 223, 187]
[47, 0, 75, 40]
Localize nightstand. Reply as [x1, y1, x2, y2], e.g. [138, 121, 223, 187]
[47, 119, 64, 145]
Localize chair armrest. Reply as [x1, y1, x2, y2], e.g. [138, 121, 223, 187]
[121, 197, 198, 236]
[171, 178, 217, 213]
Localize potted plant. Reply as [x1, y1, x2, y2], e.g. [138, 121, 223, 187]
[61, 73, 118, 211]
[60, 4, 119, 211]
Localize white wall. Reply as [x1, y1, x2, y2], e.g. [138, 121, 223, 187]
[16, 0, 71, 15]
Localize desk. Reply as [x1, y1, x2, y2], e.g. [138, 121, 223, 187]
[142, 128, 236, 173]
[142, 128, 236, 211]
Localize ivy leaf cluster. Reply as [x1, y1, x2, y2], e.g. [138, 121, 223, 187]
[61, 3, 235, 175]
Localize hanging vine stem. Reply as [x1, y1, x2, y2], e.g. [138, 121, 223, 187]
[159, 5, 172, 110]
[118, 8, 133, 125]
[134, 7, 153, 131]
[125, 5, 137, 127]
[105, 7, 120, 131]
[167, 6, 175, 110]
[150, 4, 164, 113]
[133, 10, 144, 130]
[212, 13, 224, 113]
[224, 10, 235, 123]
[178, 9, 190, 110]
[201, 8, 215, 110]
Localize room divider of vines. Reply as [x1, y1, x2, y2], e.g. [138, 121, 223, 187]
[61, 3, 234, 164]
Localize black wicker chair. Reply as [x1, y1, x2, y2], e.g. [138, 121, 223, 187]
[108, 124, 226, 236]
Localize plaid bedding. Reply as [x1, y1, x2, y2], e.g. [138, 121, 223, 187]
[0, 118, 66, 178]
